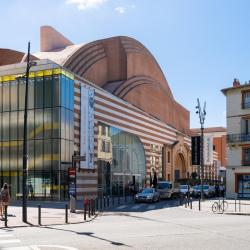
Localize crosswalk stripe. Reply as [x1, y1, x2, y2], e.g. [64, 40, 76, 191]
[116, 205, 127, 210]
[131, 205, 141, 210]
[2, 247, 30, 250]
[0, 239, 21, 244]
[0, 234, 13, 238]
[147, 205, 156, 209]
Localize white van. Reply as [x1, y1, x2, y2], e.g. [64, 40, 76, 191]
[156, 181, 180, 199]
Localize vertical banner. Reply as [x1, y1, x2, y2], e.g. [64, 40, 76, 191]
[80, 85, 94, 169]
[191, 136, 200, 165]
[203, 135, 213, 165]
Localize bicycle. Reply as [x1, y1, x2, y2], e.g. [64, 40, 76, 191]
[212, 199, 228, 213]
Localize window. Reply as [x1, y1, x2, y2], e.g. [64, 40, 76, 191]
[44, 76, 53, 108]
[242, 91, 250, 109]
[167, 151, 170, 163]
[35, 77, 43, 108]
[213, 145, 216, 150]
[243, 148, 250, 166]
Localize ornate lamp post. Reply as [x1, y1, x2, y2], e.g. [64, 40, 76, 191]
[22, 42, 36, 223]
[196, 98, 206, 201]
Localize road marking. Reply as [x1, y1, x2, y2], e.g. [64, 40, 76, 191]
[0, 234, 13, 238]
[2, 247, 30, 250]
[131, 205, 141, 210]
[147, 205, 156, 210]
[30, 245, 79, 250]
[0, 239, 21, 244]
[116, 205, 127, 210]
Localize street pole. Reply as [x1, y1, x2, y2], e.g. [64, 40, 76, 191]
[196, 98, 206, 201]
[22, 42, 37, 223]
[22, 42, 30, 223]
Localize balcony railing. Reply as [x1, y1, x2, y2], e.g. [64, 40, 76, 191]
[227, 133, 250, 143]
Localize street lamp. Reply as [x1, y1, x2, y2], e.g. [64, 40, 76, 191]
[195, 98, 206, 201]
[22, 42, 37, 223]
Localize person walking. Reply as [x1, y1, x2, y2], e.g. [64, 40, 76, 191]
[1, 183, 11, 219]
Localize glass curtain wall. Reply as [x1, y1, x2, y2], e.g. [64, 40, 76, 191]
[0, 69, 74, 200]
[97, 122, 146, 197]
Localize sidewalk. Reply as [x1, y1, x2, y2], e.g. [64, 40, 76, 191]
[182, 198, 250, 215]
[0, 200, 97, 228]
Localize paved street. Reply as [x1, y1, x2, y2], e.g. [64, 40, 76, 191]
[1, 200, 250, 250]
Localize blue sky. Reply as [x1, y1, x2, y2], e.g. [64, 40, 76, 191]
[1, 0, 250, 129]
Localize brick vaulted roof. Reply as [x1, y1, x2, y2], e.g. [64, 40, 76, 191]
[1, 26, 190, 133]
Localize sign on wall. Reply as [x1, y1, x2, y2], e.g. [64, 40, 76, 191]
[191, 136, 200, 165]
[203, 135, 213, 165]
[80, 85, 94, 169]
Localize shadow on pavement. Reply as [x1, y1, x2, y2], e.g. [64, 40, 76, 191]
[42, 226, 131, 248]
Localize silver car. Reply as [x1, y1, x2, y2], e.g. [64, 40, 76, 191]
[134, 188, 160, 203]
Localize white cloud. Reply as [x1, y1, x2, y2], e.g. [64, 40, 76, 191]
[115, 6, 126, 14]
[66, 0, 107, 10]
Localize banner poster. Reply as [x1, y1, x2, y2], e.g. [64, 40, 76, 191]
[203, 135, 213, 165]
[80, 85, 95, 169]
[191, 136, 200, 165]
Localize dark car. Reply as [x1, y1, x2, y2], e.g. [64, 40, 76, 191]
[134, 188, 160, 203]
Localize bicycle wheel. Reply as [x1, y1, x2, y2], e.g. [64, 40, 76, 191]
[221, 201, 228, 212]
[212, 202, 219, 213]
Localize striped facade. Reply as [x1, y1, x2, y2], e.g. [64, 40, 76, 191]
[74, 78, 192, 199]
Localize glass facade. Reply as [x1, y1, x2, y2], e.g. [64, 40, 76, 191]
[97, 123, 146, 196]
[0, 69, 74, 200]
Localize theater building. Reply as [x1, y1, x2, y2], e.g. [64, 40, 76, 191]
[0, 26, 192, 200]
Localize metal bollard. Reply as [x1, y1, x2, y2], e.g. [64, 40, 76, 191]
[88, 200, 91, 218]
[65, 204, 68, 223]
[239, 198, 241, 212]
[104, 196, 106, 208]
[190, 198, 192, 209]
[107, 196, 109, 207]
[84, 202, 87, 221]
[235, 197, 237, 212]
[100, 197, 103, 210]
[38, 204, 41, 225]
[96, 198, 98, 211]
[4, 205, 7, 227]
[185, 198, 187, 208]
[93, 199, 96, 215]
[187, 196, 189, 206]
[199, 198, 201, 211]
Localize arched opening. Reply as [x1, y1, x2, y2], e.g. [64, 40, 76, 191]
[174, 153, 187, 181]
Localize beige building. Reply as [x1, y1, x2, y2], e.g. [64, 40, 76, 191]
[222, 79, 250, 198]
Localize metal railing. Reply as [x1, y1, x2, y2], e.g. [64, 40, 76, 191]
[227, 133, 250, 143]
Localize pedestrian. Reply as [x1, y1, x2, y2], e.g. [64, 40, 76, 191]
[1, 183, 11, 219]
[215, 183, 219, 197]
[219, 184, 224, 197]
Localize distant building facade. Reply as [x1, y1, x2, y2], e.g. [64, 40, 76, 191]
[190, 127, 227, 182]
[222, 79, 250, 198]
[0, 26, 192, 200]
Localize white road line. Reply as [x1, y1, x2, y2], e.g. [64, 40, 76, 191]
[0, 239, 21, 244]
[31, 245, 79, 250]
[147, 205, 156, 210]
[116, 205, 127, 210]
[131, 205, 143, 210]
[2, 247, 30, 250]
[0, 234, 13, 238]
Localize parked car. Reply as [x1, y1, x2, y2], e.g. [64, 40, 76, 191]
[192, 185, 214, 198]
[156, 181, 180, 199]
[179, 185, 193, 197]
[134, 188, 160, 203]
